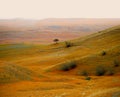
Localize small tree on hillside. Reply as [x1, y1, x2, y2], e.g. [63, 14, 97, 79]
[53, 39, 59, 44]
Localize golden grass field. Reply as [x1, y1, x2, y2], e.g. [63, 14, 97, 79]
[0, 25, 120, 97]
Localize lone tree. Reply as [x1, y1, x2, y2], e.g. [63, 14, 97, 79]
[53, 39, 59, 44]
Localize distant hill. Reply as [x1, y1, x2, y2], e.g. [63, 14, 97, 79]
[0, 18, 120, 44]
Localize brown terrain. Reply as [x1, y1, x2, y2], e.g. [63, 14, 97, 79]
[0, 18, 120, 44]
[0, 19, 120, 97]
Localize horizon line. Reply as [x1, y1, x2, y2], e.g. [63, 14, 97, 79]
[0, 17, 120, 20]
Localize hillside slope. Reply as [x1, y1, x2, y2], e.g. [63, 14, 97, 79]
[0, 26, 120, 78]
[50, 26, 120, 75]
[0, 26, 120, 97]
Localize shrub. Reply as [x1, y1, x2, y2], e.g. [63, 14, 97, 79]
[85, 76, 91, 80]
[59, 61, 76, 71]
[101, 51, 106, 56]
[113, 60, 119, 67]
[81, 70, 88, 76]
[96, 65, 106, 76]
[107, 68, 114, 75]
[59, 65, 69, 71]
[65, 41, 72, 48]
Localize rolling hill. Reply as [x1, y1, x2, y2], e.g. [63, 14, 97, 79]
[0, 25, 120, 97]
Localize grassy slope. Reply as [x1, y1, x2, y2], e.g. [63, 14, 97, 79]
[0, 25, 120, 83]
[51, 25, 120, 75]
[0, 26, 120, 97]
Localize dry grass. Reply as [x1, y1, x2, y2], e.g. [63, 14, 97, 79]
[0, 26, 120, 97]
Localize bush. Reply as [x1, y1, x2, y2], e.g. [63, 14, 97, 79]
[85, 76, 91, 80]
[65, 41, 72, 48]
[96, 66, 106, 76]
[59, 65, 69, 71]
[113, 60, 119, 67]
[101, 51, 106, 56]
[107, 67, 114, 75]
[81, 70, 88, 76]
[59, 61, 77, 71]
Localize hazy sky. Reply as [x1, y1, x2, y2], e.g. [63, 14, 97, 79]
[0, 0, 120, 19]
